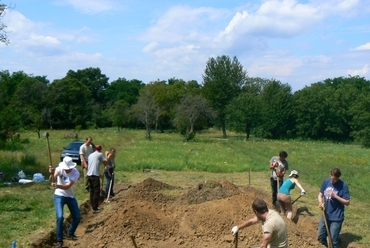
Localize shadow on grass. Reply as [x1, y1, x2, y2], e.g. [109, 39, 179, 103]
[339, 232, 363, 247]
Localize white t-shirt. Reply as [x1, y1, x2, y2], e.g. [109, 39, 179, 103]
[87, 151, 106, 176]
[54, 167, 79, 198]
[79, 143, 94, 161]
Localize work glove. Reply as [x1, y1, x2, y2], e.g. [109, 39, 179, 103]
[231, 226, 238, 235]
[301, 189, 306, 196]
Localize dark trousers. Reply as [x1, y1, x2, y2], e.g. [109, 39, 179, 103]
[270, 177, 283, 204]
[88, 176, 100, 210]
[104, 168, 114, 196]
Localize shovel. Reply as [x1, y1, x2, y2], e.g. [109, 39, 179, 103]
[104, 173, 114, 203]
[291, 195, 302, 205]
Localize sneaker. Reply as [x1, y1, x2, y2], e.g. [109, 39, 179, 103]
[65, 233, 78, 240]
[92, 208, 102, 214]
[55, 241, 63, 248]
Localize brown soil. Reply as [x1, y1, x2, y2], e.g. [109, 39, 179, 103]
[31, 178, 364, 248]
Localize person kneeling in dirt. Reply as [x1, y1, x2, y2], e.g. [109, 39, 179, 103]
[231, 198, 288, 248]
[49, 156, 81, 248]
[278, 170, 306, 219]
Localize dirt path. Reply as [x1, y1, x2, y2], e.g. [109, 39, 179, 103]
[31, 178, 364, 248]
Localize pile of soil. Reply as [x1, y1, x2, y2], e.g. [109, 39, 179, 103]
[32, 178, 364, 248]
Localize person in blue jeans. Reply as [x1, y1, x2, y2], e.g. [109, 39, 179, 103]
[104, 147, 116, 197]
[317, 168, 350, 248]
[49, 156, 81, 248]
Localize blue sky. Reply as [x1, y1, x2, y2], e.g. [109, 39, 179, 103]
[1, 0, 369, 91]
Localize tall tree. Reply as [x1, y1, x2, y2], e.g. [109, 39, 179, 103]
[202, 55, 247, 138]
[259, 80, 294, 139]
[66, 67, 109, 106]
[11, 76, 49, 136]
[226, 93, 262, 140]
[0, 71, 31, 140]
[131, 88, 160, 140]
[105, 78, 144, 106]
[48, 78, 92, 129]
[173, 94, 216, 140]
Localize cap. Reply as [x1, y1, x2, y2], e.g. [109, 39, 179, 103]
[289, 170, 299, 177]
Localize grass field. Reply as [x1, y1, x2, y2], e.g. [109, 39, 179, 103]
[0, 128, 369, 247]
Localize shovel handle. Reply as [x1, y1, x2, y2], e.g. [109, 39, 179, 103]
[234, 232, 238, 248]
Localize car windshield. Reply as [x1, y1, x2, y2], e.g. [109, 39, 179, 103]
[66, 142, 83, 150]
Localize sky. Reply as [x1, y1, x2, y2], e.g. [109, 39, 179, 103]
[1, 0, 370, 92]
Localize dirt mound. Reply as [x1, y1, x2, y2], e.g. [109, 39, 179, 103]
[31, 178, 365, 248]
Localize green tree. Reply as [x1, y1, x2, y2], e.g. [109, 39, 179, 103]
[131, 88, 160, 140]
[259, 80, 294, 139]
[107, 100, 130, 130]
[0, 71, 31, 140]
[226, 93, 262, 140]
[48, 78, 92, 129]
[66, 67, 109, 106]
[173, 94, 216, 140]
[105, 78, 144, 106]
[202, 55, 247, 138]
[11, 76, 49, 137]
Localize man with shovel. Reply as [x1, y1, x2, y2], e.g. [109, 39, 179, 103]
[317, 168, 350, 248]
[269, 151, 289, 208]
[231, 198, 288, 248]
[49, 156, 81, 248]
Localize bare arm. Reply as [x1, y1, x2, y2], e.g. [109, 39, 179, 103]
[80, 154, 87, 169]
[236, 216, 259, 230]
[292, 178, 304, 191]
[317, 192, 324, 208]
[260, 232, 272, 248]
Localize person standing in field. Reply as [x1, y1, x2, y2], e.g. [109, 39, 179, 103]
[269, 151, 289, 207]
[87, 144, 107, 213]
[104, 147, 116, 197]
[231, 198, 288, 248]
[317, 168, 350, 248]
[79, 136, 94, 191]
[277, 170, 306, 219]
[49, 156, 81, 248]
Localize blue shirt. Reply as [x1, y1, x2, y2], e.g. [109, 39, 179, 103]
[320, 178, 350, 221]
[279, 178, 295, 195]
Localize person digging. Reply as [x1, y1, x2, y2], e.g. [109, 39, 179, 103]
[231, 198, 288, 248]
[49, 156, 81, 248]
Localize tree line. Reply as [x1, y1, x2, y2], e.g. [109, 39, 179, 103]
[1, 55, 370, 147]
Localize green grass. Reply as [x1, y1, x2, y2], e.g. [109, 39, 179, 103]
[1, 128, 370, 247]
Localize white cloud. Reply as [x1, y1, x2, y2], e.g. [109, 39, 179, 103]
[142, 5, 229, 44]
[352, 42, 370, 51]
[26, 33, 60, 46]
[247, 54, 303, 77]
[347, 64, 370, 76]
[58, 0, 117, 13]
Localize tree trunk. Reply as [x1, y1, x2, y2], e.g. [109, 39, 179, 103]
[222, 122, 227, 138]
